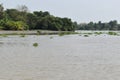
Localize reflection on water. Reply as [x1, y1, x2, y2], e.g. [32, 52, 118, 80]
[0, 35, 120, 80]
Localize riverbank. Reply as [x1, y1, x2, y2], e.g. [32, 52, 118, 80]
[0, 30, 120, 37]
[0, 30, 76, 35]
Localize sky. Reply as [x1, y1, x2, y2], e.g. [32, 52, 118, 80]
[1, 0, 120, 23]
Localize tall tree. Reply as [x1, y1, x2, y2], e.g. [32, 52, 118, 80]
[16, 5, 29, 23]
[16, 5, 29, 12]
[0, 4, 4, 19]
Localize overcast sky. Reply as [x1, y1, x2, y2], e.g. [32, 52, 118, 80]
[1, 0, 120, 23]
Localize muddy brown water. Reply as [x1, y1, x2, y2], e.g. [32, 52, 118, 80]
[0, 34, 120, 80]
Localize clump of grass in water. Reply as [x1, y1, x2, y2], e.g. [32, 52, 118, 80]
[20, 34, 26, 37]
[33, 43, 38, 47]
[94, 32, 103, 35]
[37, 30, 41, 35]
[58, 31, 78, 36]
[84, 35, 89, 37]
[108, 32, 118, 35]
[59, 32, 65, 36]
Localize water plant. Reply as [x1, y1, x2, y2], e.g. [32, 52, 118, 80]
[108, 32, 118, 35]
[37, 30, 41, 35]
[33, 43, 38, 47]
[84, 34, 89, 37]
[94, 32, 103, 35]
[20, 34, 26, 37]
[58, 32, 65, 36]
[58, 31, 78, 36]
[0, 34, 8, 37]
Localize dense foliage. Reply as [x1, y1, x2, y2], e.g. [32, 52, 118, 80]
[1, 4, 120, 31]
[77, 20, 120, 30]
[0, 4, 76, 31]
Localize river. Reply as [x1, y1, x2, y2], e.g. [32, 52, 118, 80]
[0, 34, 120, 80]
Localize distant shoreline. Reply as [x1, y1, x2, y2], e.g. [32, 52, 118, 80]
[0, 30, 75, 35]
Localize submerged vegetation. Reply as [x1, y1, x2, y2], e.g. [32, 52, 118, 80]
[20, 34, 26, 37]
[84, 35, 89, 37]
[107, 32, 118, 35]
[58, 31, 78, 36]
[77, 31, 120, 37]
[33, 43, 38, 47]
[94, 32, 103, 35]
[37, 30, 41, 35]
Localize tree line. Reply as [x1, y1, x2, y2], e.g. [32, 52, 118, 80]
[77, 20, 120, 30]
[1, 4, 120, 31]
[0, 4, 76, 31]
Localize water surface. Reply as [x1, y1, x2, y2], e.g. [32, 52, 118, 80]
[0, 34, 120, 80]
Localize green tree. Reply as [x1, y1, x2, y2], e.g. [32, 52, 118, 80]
[5, 9, 20, 21]
[26, 13, 37, 29]
[0, 4, 4, 19]
[3, 20, 28, 30]
[109, 20, 118, 30]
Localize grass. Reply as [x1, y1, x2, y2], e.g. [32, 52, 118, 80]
[108, 32, 118, 35]
[58, 31, 78, 36]
[78, 31, 120, 36]
[0, 34, 8, 37]
[58, 32, 65, 36]
[20, 34, 26, 37]
[84, 32, 93, 35]
[33, 43, 38, 47]
[1, 31, 119, 38]
[37, 30, 41, 35]
[94, 32, 103, 35]
[84, 34, 89, 37]
[0, 33, 26, 37]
